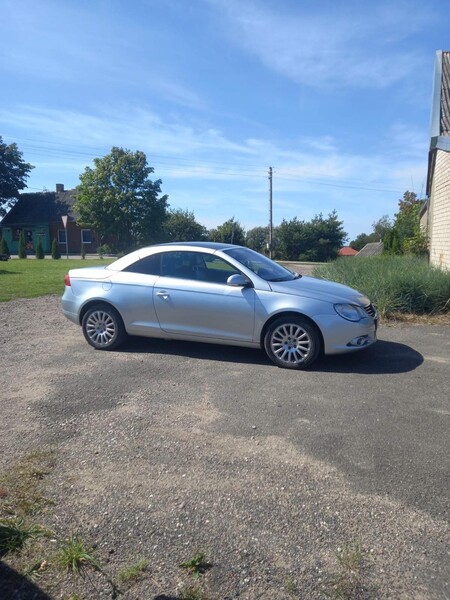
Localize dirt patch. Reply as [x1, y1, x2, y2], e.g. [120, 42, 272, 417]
[0, 296, 448, 599]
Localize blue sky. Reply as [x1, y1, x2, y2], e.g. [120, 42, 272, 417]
[1, 0, 448, 242]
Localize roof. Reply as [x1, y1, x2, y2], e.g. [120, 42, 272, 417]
[153, 241, 238, 250]
[1, 188, 78, 226]
[356, 242, 384, 257]
[338, 246, 358, 256]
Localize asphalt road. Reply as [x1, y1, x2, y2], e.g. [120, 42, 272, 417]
[0, 296, 449, 598]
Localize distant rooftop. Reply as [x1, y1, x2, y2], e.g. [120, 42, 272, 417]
[1, 184, 78, 225]
[338, 246, 358, 256]
[356, 242, 384, 257]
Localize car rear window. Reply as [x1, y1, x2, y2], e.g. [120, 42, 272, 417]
[123, 254, 161, 275]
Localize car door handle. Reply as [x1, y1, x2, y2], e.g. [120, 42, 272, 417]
[156, 291, 170, 299]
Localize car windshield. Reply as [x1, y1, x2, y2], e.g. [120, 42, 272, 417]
[223, 247, 299, 282]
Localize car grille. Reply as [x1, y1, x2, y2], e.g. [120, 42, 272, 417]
[363, 303, 377, 318]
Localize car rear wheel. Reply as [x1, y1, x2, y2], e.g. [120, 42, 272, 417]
[82, 304, 126, 350]
[264, 316, 320, 369]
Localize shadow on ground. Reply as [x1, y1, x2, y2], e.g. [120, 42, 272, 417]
[118, 337, 423, 374]
[0, 561, 52, 600]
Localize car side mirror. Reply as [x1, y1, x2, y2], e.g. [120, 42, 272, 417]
[227, 274, 252, 287]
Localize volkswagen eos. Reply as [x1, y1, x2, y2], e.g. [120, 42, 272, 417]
[61, 242, 377, 369]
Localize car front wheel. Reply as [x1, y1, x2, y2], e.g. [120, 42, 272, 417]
[81, 304, 126, 350]
[264, 316, 320, 369]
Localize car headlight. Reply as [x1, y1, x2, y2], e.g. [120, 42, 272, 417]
[334, 303, 366, 322]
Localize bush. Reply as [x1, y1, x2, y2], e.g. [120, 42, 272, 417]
[0, 236, 10, 256]
[97, 244, 112, 259]
[313, 256, 450, 317]
[35, 237, 45, 259]
[18, 231, 27, 259]
[51, 239, 61, 260]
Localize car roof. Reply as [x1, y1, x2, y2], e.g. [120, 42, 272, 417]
[107, 241, 243, 271]
[151, 241, 237, 250]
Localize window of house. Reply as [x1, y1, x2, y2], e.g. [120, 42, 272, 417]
[58, 229, 66, 244]
[81, 229, 92, 244]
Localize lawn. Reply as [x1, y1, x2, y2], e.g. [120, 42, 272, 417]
[0, 258, 113, 302]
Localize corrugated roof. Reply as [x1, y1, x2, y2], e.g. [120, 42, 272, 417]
[356, 242, 384, 257]
[1, 189, 78, 226]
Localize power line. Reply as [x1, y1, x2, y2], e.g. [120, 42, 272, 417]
[4, 134, 405, 194]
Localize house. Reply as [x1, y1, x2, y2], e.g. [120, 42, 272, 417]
[0, 184, 100, 255]
[424, 50, 450, 270]
[338, 246, 358, 257]
[356, 242, 384, 257]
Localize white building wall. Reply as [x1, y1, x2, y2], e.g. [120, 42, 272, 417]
[429, 150, 450, 270]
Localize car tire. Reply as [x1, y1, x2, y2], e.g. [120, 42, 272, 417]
[264, 316, 321, 369]
[81, 304, 126, 350]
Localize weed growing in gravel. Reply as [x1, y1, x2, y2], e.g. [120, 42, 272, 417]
[322, 542, 364, 599]
[56, 533, 101, 575]
[179, 551, 211, 579]
[178, 583, 208, 600]
[0, 449, 55, 516]
[0, 518, 45, 556]
[118, 558, 148, 582]
[23, 558, 49, 579]
[284, 574, 297, 595]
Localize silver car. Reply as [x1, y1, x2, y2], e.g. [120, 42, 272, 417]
[61, 242, 377, 369]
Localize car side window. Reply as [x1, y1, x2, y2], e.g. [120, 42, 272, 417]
[123, 254, 161, 275]
[159, 251, 240, 284]
[198, 253, 240, 284]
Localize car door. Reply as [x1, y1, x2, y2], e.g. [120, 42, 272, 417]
[153, 251, 255, 342]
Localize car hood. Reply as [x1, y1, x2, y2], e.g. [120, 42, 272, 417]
[268, 275, 370, 306]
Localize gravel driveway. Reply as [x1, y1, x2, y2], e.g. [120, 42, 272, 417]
[0, 296, 449, 599]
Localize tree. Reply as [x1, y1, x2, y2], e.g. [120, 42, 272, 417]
[51, 239, 61, 259]
[0, 136, 34, 217]
[75, 147, 169, 252]
[164, 208, 207, 242]
[393, 191, 427, 255]
[390, 228, 401, 255]
[208, 217, 246, 246]
[18, 230, 26, 258]
[383, 229, 393, 254]
[35, 237, 45, 259]
[0, 236, 10, 256]
[350, 215, 392, 250]
[372, 215, 392, 241]
[246, 226, 268, 253]
[349, 232, 377, 251]
[277, 211, 346, 262]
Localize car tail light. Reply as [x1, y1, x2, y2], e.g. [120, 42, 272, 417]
[64, 273, 71, 287]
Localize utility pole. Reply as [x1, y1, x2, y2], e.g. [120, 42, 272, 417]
[268, 167, 273, 259]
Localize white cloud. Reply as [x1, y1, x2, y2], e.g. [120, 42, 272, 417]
[1, 104, 425, 190]
[206, 0, 433, 89]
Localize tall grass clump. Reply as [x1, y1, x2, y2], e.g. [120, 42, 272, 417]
[313, 256, 450, 317]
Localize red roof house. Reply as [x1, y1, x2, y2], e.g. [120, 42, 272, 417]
[338, 246, 358, 257]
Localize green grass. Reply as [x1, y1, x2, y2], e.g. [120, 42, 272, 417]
[56, 534, 101, 575]
[0, 518, 45, 557]
[0, 258, 113, 302]
[313, 256, 450, 317]
[0, 450, 56, 516]
[117, 559, 148, 583]
[322, 543, 364, 599]
[180, 551, 211, 579]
